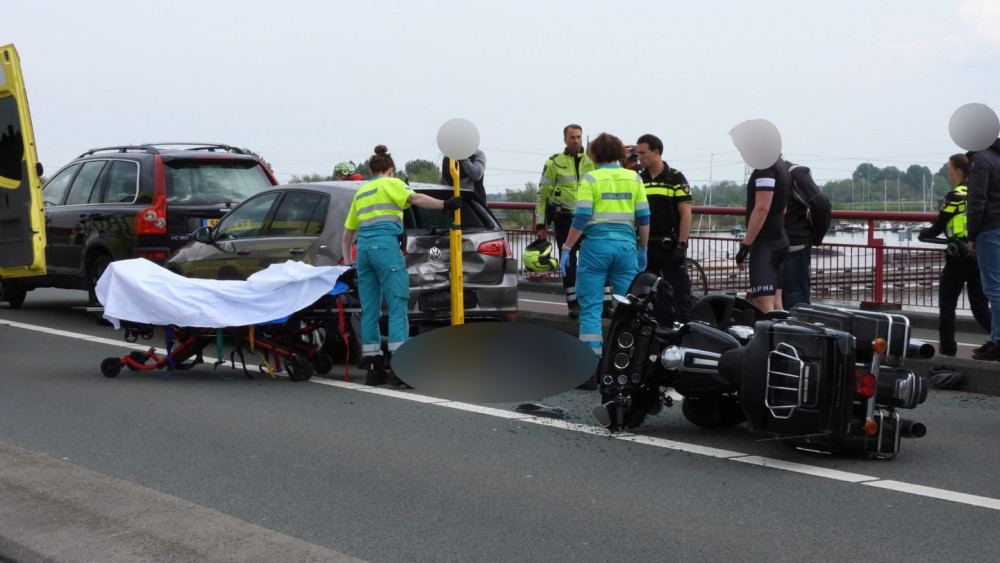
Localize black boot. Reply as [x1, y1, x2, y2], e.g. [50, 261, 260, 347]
[364, 355, 385, 386]
[568, 302, 581, 319]
[577, 356, 600, 390]
[385, 354, 411, 389]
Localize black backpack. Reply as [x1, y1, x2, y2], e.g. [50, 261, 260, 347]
[788, 163, 832, 246]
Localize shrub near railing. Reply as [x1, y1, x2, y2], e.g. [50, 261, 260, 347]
[492, 202, 969, 311]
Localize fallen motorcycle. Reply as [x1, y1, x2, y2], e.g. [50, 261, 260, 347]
[593, 273, 931, 459]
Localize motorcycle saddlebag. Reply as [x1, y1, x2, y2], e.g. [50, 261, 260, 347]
[739, 319, 855, 449]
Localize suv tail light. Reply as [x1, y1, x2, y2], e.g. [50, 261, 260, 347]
[477, 240, 511, 258]
[136, 156, 169, 235]
[136, 195, 168, 235]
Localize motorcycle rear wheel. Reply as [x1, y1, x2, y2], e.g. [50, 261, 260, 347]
[681, 394, 747, 429]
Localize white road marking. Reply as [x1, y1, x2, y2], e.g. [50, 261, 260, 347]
[731, 455, 877, 483]
[864, 480, 1000, 511]
[4, 317, 999, 511]
[1, 319, 151, 352]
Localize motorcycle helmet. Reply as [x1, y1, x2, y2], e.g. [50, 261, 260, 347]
[623, 145, 639, 171]
[928, 365, 963, 390]
[334, 161, 357, 178]
[522, 238, 559, 273]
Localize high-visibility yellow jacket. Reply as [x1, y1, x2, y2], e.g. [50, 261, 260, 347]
[943, 185, 969, 240]
[344, 176, 412, 236]
[574, 165, 650, 242]
[535, 150, 595, 227]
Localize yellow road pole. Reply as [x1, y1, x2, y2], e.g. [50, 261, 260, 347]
[449, 159, 464, 325]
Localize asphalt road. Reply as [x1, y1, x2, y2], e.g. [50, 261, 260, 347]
[2, 289, 1000, 562]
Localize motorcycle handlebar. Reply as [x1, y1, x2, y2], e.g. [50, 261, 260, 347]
[917, 234, 948, 245]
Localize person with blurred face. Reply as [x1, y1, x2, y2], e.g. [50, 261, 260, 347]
[735, 158, 791, 313]
[966, 136, 1000, 361]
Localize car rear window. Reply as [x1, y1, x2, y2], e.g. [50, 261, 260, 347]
[406, 198, 499, 231]
[165, 159, 273, 204]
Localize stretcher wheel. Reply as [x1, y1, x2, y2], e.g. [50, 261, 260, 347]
[101, 357, 123, 378]
[286, 354, 314, 382]
[312, 353, 334, 376]
[126, 351, 147, 371]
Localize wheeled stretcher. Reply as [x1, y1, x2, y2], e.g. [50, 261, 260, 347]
[100, 292, 357, 381]
[94, 259, 359, 382]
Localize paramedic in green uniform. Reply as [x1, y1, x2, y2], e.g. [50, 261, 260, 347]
[342, 145, 463, 385]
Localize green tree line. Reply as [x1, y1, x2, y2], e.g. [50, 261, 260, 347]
[686, 162, 949, 212]
[288, 158, 442, 184]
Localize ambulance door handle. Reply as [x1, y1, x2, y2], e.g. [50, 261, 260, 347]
[288, 248, 305, 256]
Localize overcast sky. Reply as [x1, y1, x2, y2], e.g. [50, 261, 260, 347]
[4, 0, 999, 193]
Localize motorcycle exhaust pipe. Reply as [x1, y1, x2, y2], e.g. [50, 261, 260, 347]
[900, 418, 927, 438]
[907, 339, 935, 360]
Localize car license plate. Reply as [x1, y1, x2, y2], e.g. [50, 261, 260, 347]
[203, 218, 219, 227]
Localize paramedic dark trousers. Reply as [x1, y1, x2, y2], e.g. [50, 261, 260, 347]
[552, 211, 581, 308]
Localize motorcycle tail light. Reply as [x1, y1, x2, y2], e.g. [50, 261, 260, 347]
[855, 372, 877, 398]
[872, 338, 888, 355]
[863, 418, 878, 436]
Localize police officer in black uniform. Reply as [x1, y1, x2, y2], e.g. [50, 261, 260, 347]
[636, 134, 693, 322]
[919, 153, 992, 356]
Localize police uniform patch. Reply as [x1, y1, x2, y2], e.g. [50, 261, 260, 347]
[682, 186, 691, 195]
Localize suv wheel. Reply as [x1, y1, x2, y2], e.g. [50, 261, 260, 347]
[87, 254, 112, 306]
[0, 278, 27, 309]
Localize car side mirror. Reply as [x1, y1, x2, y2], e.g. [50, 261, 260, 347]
[192, 226, 213, 243]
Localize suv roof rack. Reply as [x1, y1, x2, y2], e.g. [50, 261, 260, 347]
[79, 143, 247, 158]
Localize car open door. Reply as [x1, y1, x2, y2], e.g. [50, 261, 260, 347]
[0, 43, 45, 278]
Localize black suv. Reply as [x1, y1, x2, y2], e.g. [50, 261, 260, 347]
[0, 143, 278, 307]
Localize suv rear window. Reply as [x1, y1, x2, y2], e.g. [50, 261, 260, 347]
[165, 159, 274, 204]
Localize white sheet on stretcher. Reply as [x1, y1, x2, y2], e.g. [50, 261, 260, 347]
[95, 258, 350, 329]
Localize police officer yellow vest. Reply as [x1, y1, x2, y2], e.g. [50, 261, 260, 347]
[535, 151, 595, 220]
[943, 185, 968, 240]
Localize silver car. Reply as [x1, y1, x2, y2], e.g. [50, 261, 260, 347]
[167, 181, 519, 327]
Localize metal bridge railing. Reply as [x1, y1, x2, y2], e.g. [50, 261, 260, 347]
[491, 203, 967, 312]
